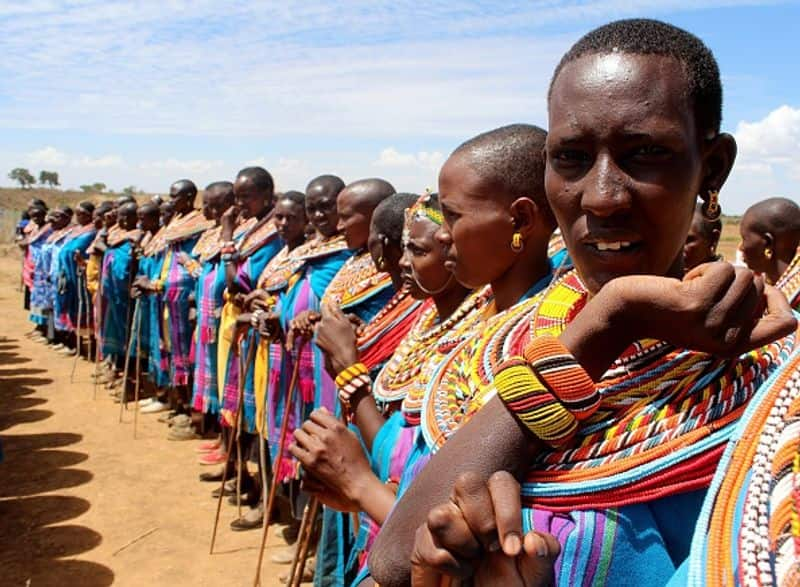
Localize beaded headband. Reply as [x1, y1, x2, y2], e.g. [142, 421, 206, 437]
[403, 192, 442, 247]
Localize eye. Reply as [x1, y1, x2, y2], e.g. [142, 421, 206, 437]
[550, 149, 591, 168]
[628, 144, 672, 162]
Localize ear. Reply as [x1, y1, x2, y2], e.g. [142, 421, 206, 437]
[764, 231, 775, 249]
[509, 197, 540, 239]
[710, 228, 721, 249]
[701, 132, 737, 195]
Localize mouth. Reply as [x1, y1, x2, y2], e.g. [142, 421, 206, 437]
[443, 259, 457, 271]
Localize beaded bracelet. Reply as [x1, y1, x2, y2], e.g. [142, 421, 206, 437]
[522, 335, 599, 421]
[338, 373, 372, 405]
[251, 309, 265, 327]
[335, 362, 369, 388]
[493, 356, 578, 447]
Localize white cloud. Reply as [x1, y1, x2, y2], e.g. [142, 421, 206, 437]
[725, 105, 800, 212]
[138, 158, 224, 174]
[74, 155, 124, 168]
[27, 146, 68, 167]
[375, 148, 445, 172]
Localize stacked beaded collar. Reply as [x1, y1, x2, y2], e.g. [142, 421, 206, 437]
[162, 209, 213, 244]
[260, 234, 349, 293]
[374, 286, 492, 407]
[191, 225, 223, 264]
[776, 249, 800, 310]
[686, 349, 800, 587]
[322, 250, 393, 311]
[45, 224, 75, 244]
[236, 214, 278, 260]
[498, 269, 796, 512]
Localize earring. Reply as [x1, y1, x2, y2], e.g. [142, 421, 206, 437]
[376, 255, 385, 270]
[765, 248, 773, 260]
[702, 190, 721, 221]
[511, 232, 524, 253]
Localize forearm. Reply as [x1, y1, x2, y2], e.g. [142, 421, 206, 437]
[353, 473, 398, 526]
[349, 389, 386, 452]
[369, 397, 533, 586]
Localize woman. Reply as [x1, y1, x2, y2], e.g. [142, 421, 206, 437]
[32, 207, 73, 345]
[22, 205, 51, 338]
[739, 197, 800, 308]
[378, 19, 798, 587]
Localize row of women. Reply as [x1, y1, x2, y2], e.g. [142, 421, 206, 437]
[15, 18, 800, 587]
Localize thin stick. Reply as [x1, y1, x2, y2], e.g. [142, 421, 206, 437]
[70, 272, 84, 383]
[118, 300, 139, 423]
[288, 497, 320, 587]
[93, 267, 103, 400]
[209, 331, 257, 554]
[111, 527, 158, 557]
[133, 297, 143, 439]
[253, 345, 304, 587]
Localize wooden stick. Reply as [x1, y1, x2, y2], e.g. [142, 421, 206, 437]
[111, 527, 158, 556]
[118, 299, 139, 423]
[93, 266, 103, 400]
[209, 331, 256, 554]
[288, 497, 320, 587]
[133, 297, 143, 439]
[253, 345, 304, 587]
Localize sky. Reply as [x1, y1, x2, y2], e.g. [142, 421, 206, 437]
[0, 1, 798, 213]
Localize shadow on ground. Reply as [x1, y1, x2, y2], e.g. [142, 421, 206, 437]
[0, 338, 114, 586]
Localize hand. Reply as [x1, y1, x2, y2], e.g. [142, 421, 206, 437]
[176, 251, 191, 267]
[256, 312, 283, 341]
[232, 292, 247, 309]
[409, 471, 560, 586]
[188, 307, 197, 324]
[289, 408, 374, 505]
[606, 262, 796, 356]
[287, 310, 321, 349]
[243, 288, 270, 312]
[220, 205, 240, 237]
[315, 302, 360, 374]
[301, 472, 360, 513]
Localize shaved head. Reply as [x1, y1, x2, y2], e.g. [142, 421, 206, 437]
[337, 178, 396, 250]
[743, 198, 800, 236]
[740, 197, 800, 281]
[306, 174, 345, 200]
[344, 178, 396, 211]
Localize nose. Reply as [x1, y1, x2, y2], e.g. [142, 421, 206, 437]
[435, 225, 452, 246]
[398, 248, 412, 271]
[581, 152, 632, 218]
[336, 218, 346, 233]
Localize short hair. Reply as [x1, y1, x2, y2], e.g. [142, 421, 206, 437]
[58, 205, 74, 218]
[96, 201, 113, 214]
[744, 197, 800, 236]
[371, 193, 419, 245]
[236, 167, 274, 196]
[171, 179, 198, 198]
[29, 198, 47, 209]
[78, 200, 95, 214]
[277, 190, 306, 208]
[452, 124, 552, 224]
[205, 181, 234, 194]
[306, 175, 345, 198]
[551, 18, 722, 137]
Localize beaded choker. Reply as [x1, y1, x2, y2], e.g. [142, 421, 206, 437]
[237, 214, 278, 260]
[322, 250, 392, 311]
[191, 225, 223, 264]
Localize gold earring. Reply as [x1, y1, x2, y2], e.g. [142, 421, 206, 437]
[511, 232, 524, 253]
[702, 190, 721, 221]
[377, 255, 385, 269]
[765, 248, 773, 260]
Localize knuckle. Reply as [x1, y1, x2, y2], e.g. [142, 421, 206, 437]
[454, 471, 483, 496]
[427, 504, 457, 533]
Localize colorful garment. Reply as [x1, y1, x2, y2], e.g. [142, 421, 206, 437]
[486, 269, 798, 586]
[27, 224, 54, 325]
[219, 216, 282, 429]
[190, 225, 226, 415]
[322, 250, 395, 323]
[55, 224, 96, 332]
[160, 210, 212, 386]
[256, 235, 351, 483]
[100, 232, 139, 358]
[777, 249, 800, 310]
[138, 229, 169, 388]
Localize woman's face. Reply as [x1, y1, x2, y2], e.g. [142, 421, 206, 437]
[399, 216, 453, 299]
[76, 208, 92, 226]
[546, 53, 711, 294]
[306, 190, 339, 238]
[738, 213, 770, 274]
[437, 154, 517, 289]
[274, 199, 307, 246]
[234, 176, 269, 219]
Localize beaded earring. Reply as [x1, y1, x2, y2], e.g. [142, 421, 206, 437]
[702, 190, 721, 221]
[765, 247, 773, 260]
[511, 232, 524, 252]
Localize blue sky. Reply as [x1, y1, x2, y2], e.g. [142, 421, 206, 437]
[0, 1, 798, 213]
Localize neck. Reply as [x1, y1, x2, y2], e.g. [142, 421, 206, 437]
[255, 206, 270, 221]
[491, 249, 550, 312]
[770, 258, 790, 284]
[432, 284, 471, 321]
[287, 236, 305, 251]
[388, 269, 405, 291]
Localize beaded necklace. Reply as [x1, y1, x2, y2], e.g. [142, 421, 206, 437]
[162, 209, 213, 244]
[421, 269, 555, 451]
[191, 225, 223, 263]
[107, 227, 142, 247]
[237, 214, 278, 259]
[509, 269, 795, 513]
[142, 224, 169, 257]
[776, 249, 800, 310]
[259, 234, 348, 293]
[322, 249, 392, 311]
[45, 225, 75, 244]
[374, 286, 493, 406]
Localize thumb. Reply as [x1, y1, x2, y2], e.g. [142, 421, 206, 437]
[517, 531, 560, 587]
[745, 284, 797, 350]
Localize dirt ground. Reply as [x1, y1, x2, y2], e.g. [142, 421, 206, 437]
[0, 252, 295, 586]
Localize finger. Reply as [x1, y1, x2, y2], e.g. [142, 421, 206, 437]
[309, 408, 340, 428]
[451, 472, 500, 552]
[292, 428, 323, 453]
[410, 523, 473, 583]
[426, 502, 482, 559]
[745, 285, 797, 350]
[707, 267, 762, 345]
[487, 471, 523, 556]
[518, 531, 561, 586]
[692, 261, 737, 304]
[300, 418, 327, 439]
[288, 442, 311, 464]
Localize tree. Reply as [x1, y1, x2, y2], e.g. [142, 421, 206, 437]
[92, 182, 107, 193]
[80, 182, 107, 193]
[39, 170, 60, 188]
[122, 185, 137, 197]
[9, 167, 36, 189]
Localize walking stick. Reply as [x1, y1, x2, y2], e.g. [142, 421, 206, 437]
[118, 299, 140, 423]
[209, 329, 257, 554]
[70, 272, 85, 383]
[287, 496, 320, 586]
[133, 298, 143, 439]
[253, 343, 304, 587]
[93, 266, 104, 401]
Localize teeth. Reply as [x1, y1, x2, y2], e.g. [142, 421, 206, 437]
[595, 241, 632, 251]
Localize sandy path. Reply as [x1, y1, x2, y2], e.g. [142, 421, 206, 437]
[0, 256, 293, 586]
